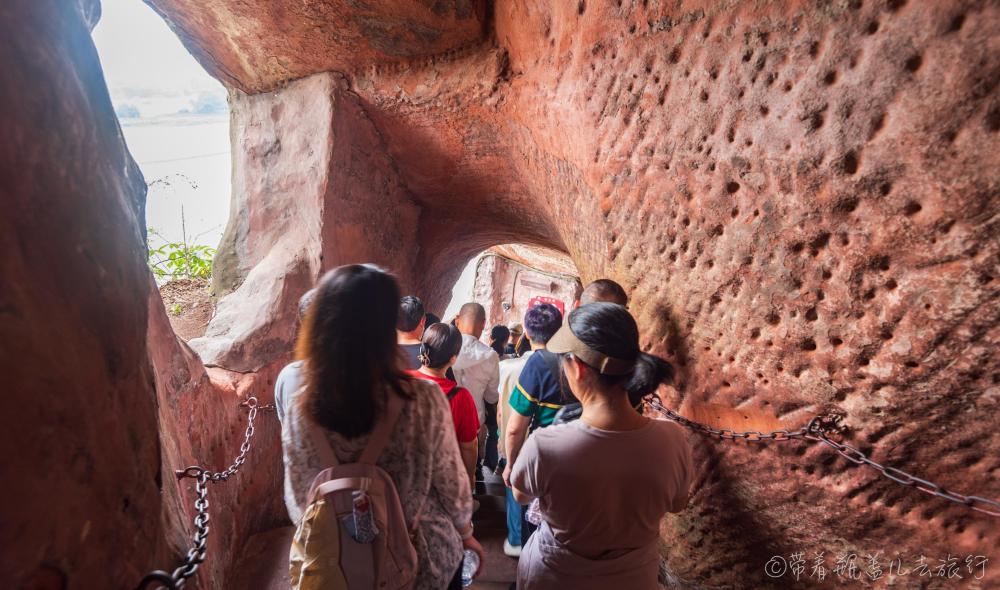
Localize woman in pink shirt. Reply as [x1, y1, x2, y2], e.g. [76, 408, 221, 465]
[510, 302, 693, 590]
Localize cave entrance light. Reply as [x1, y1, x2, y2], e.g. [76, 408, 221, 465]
[91, 0, 233, 342]
[442, 244, 581, 331]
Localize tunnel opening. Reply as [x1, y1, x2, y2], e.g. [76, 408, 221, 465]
[92, 0, 231, 341]
[443, 243, 581, 330]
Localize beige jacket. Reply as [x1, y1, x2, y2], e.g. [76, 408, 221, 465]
[496, 349, 535, 457]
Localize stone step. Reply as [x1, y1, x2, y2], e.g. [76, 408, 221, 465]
[229, 526, 296, 590]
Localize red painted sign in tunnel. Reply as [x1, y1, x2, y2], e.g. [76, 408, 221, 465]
[527, 295, 566, 316]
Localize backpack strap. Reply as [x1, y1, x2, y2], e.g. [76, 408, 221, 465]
[296, 384, 340, 469]
[305, 410, 339, 469]
[359, 389, 407, 465]
[445, 386, 460, 401]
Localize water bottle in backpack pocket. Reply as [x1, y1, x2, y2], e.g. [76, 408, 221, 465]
[289, 393, 418, 590]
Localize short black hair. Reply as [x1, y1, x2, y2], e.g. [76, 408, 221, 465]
[524, 303, 562, 344]
[420, 323, 463, 369]
[489, 325, 510, 356]
[397, 295, 425, 332]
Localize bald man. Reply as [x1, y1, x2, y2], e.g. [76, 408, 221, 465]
[453, 302, 501, 481]
[579, 278, 628, 307]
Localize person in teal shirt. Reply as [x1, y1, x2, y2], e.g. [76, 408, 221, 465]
[508, 350, 572, 431]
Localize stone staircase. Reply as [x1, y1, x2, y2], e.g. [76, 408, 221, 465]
[470, 468, 518, 589]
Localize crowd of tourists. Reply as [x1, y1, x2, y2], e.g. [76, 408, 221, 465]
[276, 264, 693, 590]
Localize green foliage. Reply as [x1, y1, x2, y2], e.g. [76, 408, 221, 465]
[148, 227, 216, 280]
[170, 303, 183, 315]
[145, 176, 218, 281]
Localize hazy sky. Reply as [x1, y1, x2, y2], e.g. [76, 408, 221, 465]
[92, 0, 225, 117]
[90, 0, 232, 250]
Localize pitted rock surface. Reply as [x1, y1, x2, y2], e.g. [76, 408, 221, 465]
[158, 0, 1000, 585]
[2, 0, 998, 588]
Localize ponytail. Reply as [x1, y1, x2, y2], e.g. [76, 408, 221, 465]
[623, 352, 674, 400]
[420, 323, 463, 369]
[562, 302, 674, 403]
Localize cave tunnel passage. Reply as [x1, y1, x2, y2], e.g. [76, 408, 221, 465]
[3, 0, 1000, 589]
[213, 242, 586, 590]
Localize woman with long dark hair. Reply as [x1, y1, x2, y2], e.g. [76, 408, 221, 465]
[509, 302, 693, 590]
[282, 264, 483, 589]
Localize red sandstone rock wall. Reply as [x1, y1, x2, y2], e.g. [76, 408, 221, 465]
[1, 1, 172, 586]
[144, 0, 489, 92]
[489, 2, 1000, 585]
[2, 0, 998, 588]
[0, 2, 288, 588]
[199, 72, 420, 372]
[167, 0, 999, 585]
[490, 243, 579, 277]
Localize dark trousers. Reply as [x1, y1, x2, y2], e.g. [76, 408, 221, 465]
[484, 401, 499, 471]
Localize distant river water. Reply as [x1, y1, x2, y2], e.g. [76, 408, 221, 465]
[120, 112, 231, 251]
[119, 110, 485, 307]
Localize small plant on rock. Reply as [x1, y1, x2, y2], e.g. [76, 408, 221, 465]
[148, 233, 215, 280]
[145, 176, 217, 280]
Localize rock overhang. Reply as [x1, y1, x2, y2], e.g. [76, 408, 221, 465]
[5, 0, 995, 587]
[147, 3, 1000, 584]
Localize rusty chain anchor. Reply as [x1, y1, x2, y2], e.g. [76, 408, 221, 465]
[136, 397, 274, 590]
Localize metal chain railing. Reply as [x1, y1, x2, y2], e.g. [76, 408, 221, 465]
[646, 398, 1000, 518]
[136, 397, 274, 590]
[647, 398, 820, 442]
[135, 391, 997, 589]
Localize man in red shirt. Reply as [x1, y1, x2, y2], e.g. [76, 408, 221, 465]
[408, 322, 480, 489]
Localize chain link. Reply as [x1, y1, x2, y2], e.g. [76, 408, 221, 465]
[138, 392, 997, 589]
[137, 396, 264, 590]
[646, 398, 814, 443]
[242, 398, 276, 412]
[199, 397, 258, 482]
[646, 399, 1000, 518]
[801, 417, 1000, 518]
